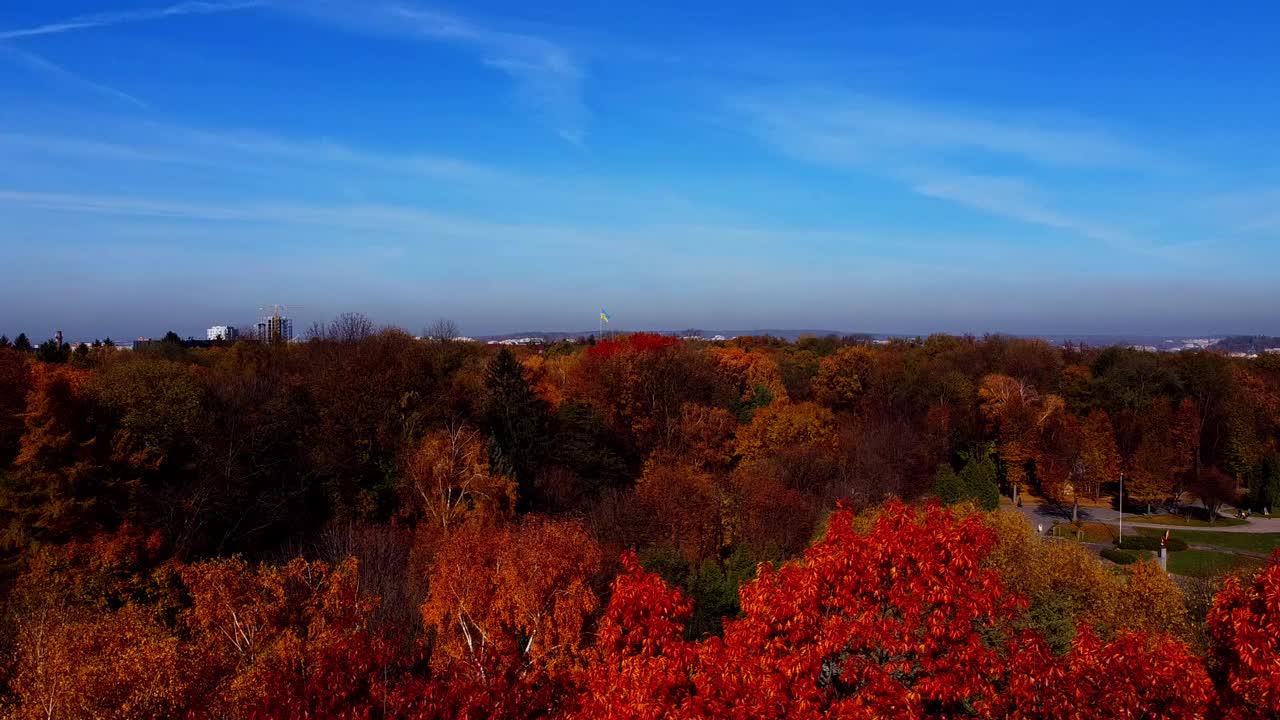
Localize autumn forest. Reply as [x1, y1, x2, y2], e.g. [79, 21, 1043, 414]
[1, 322, 1279, 719]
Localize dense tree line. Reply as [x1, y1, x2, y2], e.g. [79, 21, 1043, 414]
[1, 321, 1279, 717]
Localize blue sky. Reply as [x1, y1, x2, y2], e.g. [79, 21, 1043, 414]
[1, 1, 1278, 339]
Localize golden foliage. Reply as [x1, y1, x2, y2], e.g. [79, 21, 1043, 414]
[982, 510, 1192, 645]
[522, 353, 575, 409]
[708, 346, 788, 404]
[9, 604, 189, 720]
[812, 346, 873, 411]
[401, 425, 516, 537]
[733, 401, 836, 465]
[979, 374, 1065, 493]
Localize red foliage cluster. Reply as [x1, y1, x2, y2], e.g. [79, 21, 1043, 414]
[571, 501, 1221, 720]
[586, 333, 680, 359]
[1207, 556, 1280, 718]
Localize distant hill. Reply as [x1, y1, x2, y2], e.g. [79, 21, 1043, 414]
[475, 329, 852, 342]
[473, 329, 1237, 348]
[1211, 336, 1280, 354]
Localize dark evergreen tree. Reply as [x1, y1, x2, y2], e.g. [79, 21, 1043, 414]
[551, 401, 630, 490]
[0, 335, 9, 349]
[13, 333, 31, 352]
[483, 347, 550, 510]
[957, 445, 1001, 511]
[1252, 455, 1280, 513]
[35, 339, 69, 364]
[931, 444, 1000, 511]
[931, 463, 966, 506]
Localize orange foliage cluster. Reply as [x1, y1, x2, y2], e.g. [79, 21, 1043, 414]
[6, 501, 1279, 719]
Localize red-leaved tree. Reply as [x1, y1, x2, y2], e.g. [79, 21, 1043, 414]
[1207, 559, 1280, 718]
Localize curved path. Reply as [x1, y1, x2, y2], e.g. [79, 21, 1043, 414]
[1013, 502, 1280, 534]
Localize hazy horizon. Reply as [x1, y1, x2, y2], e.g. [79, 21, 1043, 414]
[3, 2, 1279, 337]
[3, 312, 1276, 346]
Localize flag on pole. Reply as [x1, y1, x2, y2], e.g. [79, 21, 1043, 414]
[600, 309, 610, 323]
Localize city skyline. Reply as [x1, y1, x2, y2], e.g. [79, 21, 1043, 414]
[2, 1, 1279, 336]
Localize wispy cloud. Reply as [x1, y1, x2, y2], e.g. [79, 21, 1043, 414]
[0, 188, 934, 266]
[0, 44, 148, 108]
[0, 1, 262, 40]
[279, 1, 588, 144]
[1, 1, 588, 143]
[733, 89, 1176, 250]
[0, 123, 516, 185]
[0, 188, 595, 243]
[179, 127, 515, 183]
[737, 91, 1160, 172]
[1209, 188, 1280, 234]
[0, 132, 192, 163]
[912, 175, 1129, 246]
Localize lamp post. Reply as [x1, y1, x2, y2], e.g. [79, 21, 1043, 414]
[1118, 472, 1124, 546]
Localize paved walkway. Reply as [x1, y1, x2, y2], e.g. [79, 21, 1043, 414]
[1013, 501, 1280, 534]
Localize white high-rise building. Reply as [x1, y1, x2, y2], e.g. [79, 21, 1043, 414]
[207, 325, 238, 341]
[256, 315, 293, 343]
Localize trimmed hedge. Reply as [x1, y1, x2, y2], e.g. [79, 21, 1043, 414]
[1101, 548, 1150, 565]
[1115, 535, 1188, 552]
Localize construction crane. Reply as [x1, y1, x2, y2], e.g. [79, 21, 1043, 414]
[259, 304, 301, 318]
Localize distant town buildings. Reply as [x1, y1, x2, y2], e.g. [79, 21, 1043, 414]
[488, 336, 547, 346]
[207, 325, 238, 342]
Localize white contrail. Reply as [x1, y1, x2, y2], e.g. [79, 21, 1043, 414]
[0, 44, 148, 108]
[0, 1, 264, 40]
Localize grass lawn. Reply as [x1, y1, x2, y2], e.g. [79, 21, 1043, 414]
[1127, 513, 1247, 527]
[1165, 549, 1266, 578]
[1133, 528, 1280, 554]
[1053, 521, 1118, 544]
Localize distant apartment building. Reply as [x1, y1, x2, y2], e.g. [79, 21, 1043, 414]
[207, 325, 238, 342]
[257, 315, 293, 344]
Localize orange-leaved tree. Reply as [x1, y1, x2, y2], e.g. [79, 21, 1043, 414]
[402, 425, 516, 540]
[708, 346, 788, 408]
[180, 555, 406, 719]
[1127, 398, 1191, 512]
[8, 604, 190, 720]
[979, 374, 1064, 504]
[421, 516, 602, 681]
[634, 458, 726, 566]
